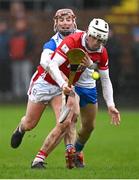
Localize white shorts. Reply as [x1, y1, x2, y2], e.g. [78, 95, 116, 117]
[28, 73, 62, 104]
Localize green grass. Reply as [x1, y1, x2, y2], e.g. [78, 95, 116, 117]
[0, 104, 139, 179]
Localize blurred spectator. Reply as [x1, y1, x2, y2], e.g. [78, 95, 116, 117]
[106, 28, 123, 95]
[10, 17, 35, 99]
[10, 0, 26, 19]
[0, 18, 12, 100]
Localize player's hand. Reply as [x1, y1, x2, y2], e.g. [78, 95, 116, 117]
[108, 106, 121, 126]
[62, 83, 74, 96]
[80, 54, 93, 67]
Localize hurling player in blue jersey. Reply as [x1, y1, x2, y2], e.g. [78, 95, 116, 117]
[11, 9, 80, 169]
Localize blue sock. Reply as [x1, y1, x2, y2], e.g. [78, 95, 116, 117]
[75, 141, 84, 152]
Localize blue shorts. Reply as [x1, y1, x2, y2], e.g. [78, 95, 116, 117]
[75, 86, 97, 107]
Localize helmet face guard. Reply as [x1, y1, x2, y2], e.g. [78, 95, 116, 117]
[87, 18, 109, 44]
[53, 8, 77, 36]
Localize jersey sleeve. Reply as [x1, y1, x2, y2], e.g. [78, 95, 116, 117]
[43, 39, 56, 51]
[99, 69, 115, 107]
[98, 47, 109, 70]
[39, 39, 56, 70]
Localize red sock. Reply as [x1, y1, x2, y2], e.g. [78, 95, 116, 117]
[33, 150, 48, 164]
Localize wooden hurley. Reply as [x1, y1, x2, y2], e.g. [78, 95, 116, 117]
[66, 48, 86, 86]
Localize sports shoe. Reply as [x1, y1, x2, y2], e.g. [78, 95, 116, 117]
[31, 161, 46, 169]
[11, 127, 25, 148]
[65, 147, 76, 169]
[74, 152, 85, 168]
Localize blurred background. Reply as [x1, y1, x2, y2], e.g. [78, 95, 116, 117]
[0, 0, 139, 108]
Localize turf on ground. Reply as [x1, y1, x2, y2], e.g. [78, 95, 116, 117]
[0, 104, 139, 179]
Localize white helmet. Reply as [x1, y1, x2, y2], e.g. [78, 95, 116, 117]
[87, 18, 109, 43]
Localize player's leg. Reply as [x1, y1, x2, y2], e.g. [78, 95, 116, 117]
[74, 86, 98, 167]
[31, 112, 73, 169]
[31, 95, 61, 169]
[64, 121, 76, 168]
[77, 103, 98, 145]
[63, 93, 79, 168]
[74, 103, 98, 167]
[31, 94, 67, 168]
[11, 73, 62, 149]
[11, 100, 46, 148]
[31, 94, 79, 169]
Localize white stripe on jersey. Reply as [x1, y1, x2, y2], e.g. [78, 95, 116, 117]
[51, 52, 66, 66]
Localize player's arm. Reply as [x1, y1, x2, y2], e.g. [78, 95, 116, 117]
[99, 48, 115, 107]
[99, 69, 114, 107]
[99, 69, 120, 125]
[48, 50, 68, 87]
[40, 49, 54, 71]
[40, 39, 56, 71]
[49, 54, 72, 95]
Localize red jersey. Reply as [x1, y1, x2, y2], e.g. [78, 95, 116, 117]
[37, 32, 109, 85]
[55, 32, 109, 70]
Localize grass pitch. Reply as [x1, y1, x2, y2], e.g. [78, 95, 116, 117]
[0, 104, 139, 179]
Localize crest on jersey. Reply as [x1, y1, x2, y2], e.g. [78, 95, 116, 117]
[61, 44, 69, 54]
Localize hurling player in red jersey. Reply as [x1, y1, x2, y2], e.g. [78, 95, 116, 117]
[47, 18, 121, 167]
